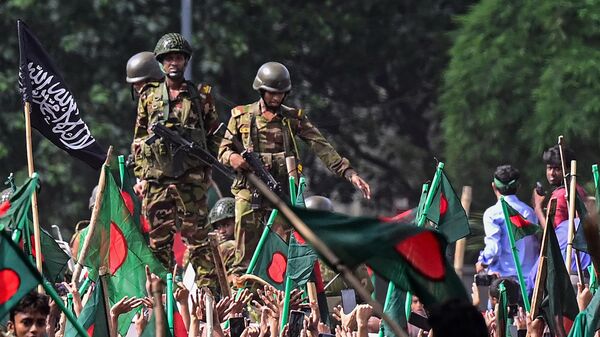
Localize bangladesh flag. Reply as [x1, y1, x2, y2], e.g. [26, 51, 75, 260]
[251, 228, 288, 290]
[541, 222, 578, 337]
[427, 170, 470, 243]
[0, 230, 42, 319]
[110, 165, 150, 236]
[501, 199, 540, 241]
[381, 183, 429, 224]
[0, 174, 38, 231]
[80, 165, 166, 335]
[64, 278, 109, 337]
[19, 227, 71, 283]
[567, 289, 600, 337]
[286, 232, 318, 287]
[292, 207, 468, 306]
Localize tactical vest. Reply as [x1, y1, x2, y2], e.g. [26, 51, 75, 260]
[231, 102, 304, 184]
[140, 81, 212, 178]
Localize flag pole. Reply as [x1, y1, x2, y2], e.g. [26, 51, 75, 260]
[500, 196, 530, 312]
[404, 162, 444, 319]
[23, 101, 43, 290]
[453, 186, 472, 276]
[565, 160, 578, 278]
[245, 173, 409, 337]
[166, 273, 175, 336]
[72, 146, 113, 283]
[42, 280, 90, 337]
[280, 176, 298, 333]
[118, 155, 126, 190]
[530, 199, 556, 318]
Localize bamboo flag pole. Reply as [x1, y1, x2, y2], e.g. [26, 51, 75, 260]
[500, 196, 531, 312]
[245, 172, 408, 337]
[530, 199, 556, 318]
[454, 186, 472, 276]
[72, 146, 113, 283]
[565, 160, 578, 276]
[23, 101, 43, 289]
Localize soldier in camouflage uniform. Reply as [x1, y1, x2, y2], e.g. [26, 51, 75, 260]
[131, 33, 220, 289]
[218, 62, 371, 273]
[208, 197, 236, 273]
[126, 51, 164, 95]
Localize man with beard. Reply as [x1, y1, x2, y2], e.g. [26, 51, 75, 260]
[218, 61, 371, 274]
[131, 33, 220, 290]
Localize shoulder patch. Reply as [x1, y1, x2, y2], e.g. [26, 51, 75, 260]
[139, 80, 161, 94]
[231, 105, 248, 117]
[198, 83, 212, 95]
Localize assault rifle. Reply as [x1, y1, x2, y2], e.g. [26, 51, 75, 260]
[146, 123, 235, 180]
[216, 124, 285, 201]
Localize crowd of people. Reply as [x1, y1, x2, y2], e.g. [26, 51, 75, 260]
[2, 30, 599, 337]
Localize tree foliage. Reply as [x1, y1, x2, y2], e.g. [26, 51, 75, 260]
[0, 0, 472, 234]
[440, 0, 600, 209]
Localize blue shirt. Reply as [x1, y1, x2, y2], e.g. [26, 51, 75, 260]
[478, 195, 541, 283]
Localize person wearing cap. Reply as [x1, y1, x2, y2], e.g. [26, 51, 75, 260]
[475, 165, 540, 287]
[219, 62, 371, 271]
[131, 33, 220, 291]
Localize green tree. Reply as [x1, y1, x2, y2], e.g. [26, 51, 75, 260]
[440, 0, 600, 209]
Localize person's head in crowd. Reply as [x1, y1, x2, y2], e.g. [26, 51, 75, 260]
[428, 299, 488, 337]
[411, 295, 426, 316]
[208, 197, 235, 241]
[488, 277, 520, 307]
[543, 145, 575, 187]
[492, 165, 520, 196]
[7, 291, 50, 337]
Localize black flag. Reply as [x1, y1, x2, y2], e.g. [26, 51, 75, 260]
[17, 20, 106, 169]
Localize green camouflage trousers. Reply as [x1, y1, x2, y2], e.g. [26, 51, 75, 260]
[231, 188, 289, 275]
[143, 174, 216, 289]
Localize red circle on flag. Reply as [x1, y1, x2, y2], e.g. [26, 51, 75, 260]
[87, 323, 95, 336]
[0, 269, 21, 304]
[439, 193, 448, 219]
[267, 252, 287, 284]
[109, 221, 128, 274]
[394, 231, 446, 280]
[0, 201, 10, 217]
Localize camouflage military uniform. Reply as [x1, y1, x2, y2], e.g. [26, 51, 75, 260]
[218, 100, 356, 273]
[132, 80, 220, 288]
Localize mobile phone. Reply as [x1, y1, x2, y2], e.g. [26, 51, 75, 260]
[55, 283, 68, 296]
[229, 317, 246, 337]
[508, 304, 518, 317]
[474, 274, 497, 287]
[288, 310, 306, 337]
[341, 288, 357, 314]
[408, 312, 431, 331]
[535, 182, 545, 196]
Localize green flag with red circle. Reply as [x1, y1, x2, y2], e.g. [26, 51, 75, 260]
[64, 277, 109, 337]
[427, 170, 470, 243]
[79, 165, 166, 336]
[501, 199, 540, 241]
[0, 230, 43, 319]
[0, 174, 38, 232]
[292, 207, 468, 307]
[250, 228, 288, 290]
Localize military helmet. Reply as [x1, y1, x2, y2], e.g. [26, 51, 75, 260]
[305, 196, 334, 212]
[208, 197, 235, 225]
[0, 188, 13, 204]
[252, 62, 292, 92]
[154, 33, 193, 61]
[126, 51, 164, 83]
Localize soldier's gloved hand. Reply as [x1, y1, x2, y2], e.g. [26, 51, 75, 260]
[350, 174, 371, 200]
[230, 153, 251, 171]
